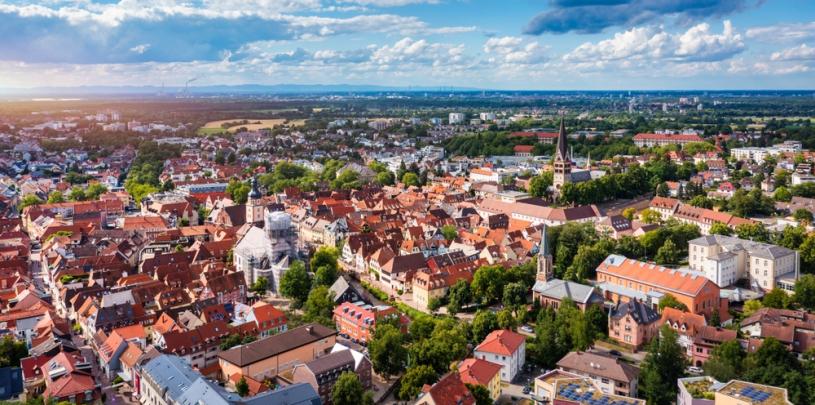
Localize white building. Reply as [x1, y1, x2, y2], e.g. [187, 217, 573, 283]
[479, 112, 496, 121]
[233, 209, 298, 293]
[688, 234, 799, 292]
[448, 113, 466, 124]
[474, 330, 526, 382]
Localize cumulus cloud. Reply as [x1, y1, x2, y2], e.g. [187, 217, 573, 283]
[483, 36, 548, 65]
[524, 0, 750, 35]
[771, 44, 815, 61]
[0, 1, 472, 64]
[564, 21, 744, 63]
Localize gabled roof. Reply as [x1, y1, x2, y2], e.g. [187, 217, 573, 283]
[557, 351, 640, 383]
[458, 358, 502, 387]
[475, 329, 525, 356]
[218, 323, 336, 367]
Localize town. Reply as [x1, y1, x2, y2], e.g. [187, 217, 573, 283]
[0, 91, 813, 405]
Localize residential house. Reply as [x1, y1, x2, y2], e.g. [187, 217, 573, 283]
[608, 299, 660, 350]
[458, 358, 502, 401]
[473, 330, 526, 383]
[556, 351, 640, 397]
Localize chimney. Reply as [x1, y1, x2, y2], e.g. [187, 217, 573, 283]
[306, 326, 313, 334]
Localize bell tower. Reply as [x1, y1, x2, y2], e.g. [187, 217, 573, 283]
[536, 224, 554, 282]
[552, 118, 571, 197]
[246, 176, 264, 224]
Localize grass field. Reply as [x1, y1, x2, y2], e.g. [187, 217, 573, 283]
[197, 118, 306, 135]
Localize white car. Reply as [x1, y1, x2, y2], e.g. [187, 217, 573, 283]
[520, 325, 534, 333]
[687, 366, 704, 375]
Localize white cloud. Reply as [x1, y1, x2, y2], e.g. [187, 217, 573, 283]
[129, 44, 150, 54]
[746, 21, 815, 42]
[564, 21, 744, 64]
[338, 0, 440, 6]
[483, 36, 548, 65]
[771, 44, 815, 61]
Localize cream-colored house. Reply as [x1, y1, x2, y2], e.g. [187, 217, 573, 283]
[689, 235, 798, 292]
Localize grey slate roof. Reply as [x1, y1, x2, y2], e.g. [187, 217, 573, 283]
[610, 299, 660, 325]
[689, 234, 796, 260]
[533, 278, 604, 305]
[142, 355, 201, 403]
[176, 373, 321, 405]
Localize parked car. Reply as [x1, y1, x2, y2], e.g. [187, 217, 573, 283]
[523, 386, 531, 395]
[520, 324, 534, 333]
[687, 366, 704, 375]
[609, 350, 622, 357]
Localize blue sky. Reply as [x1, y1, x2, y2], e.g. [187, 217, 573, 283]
[0, 0, 814, 89]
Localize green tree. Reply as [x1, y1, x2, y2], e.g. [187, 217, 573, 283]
[689, 195, 714, 209]
[709, 222, 733, 236]
[375, 171, 395, 186]
[369, 324, 407, 379]
[402, 172, 420, 187]
[762, 288, 790, 309]
[639, 208, 662, 224]
[0, 336, 28, 367]
[68, 186, 86, 201]
[529, 171, 553, 198]
[502, 282, 527, 309]
[447, 280, 471, 315]
[743, 299, 763, 316]
[332, 169, 361, 190]
[398, 365, 436, 400]
[794, 274, 815, 311]
[656, 182, 669, 197]
[471, 265, 507, 304]
[18, 195, 43, 211]
[427, 297, 443, 312]
[250, 276, 268, 295]
[332, 372, 365, 405]
[658, 293, 689, 312]
[466, 384, 492, 405]
[311, 246, 340, 286]
[303, 285, 335, 327]
[280, 261, 311, 307]
[47, 191, 65, 203]
[440, 224, 458, 241]
[235, 376, 249, 397]
[734, 222, 770, 242]
[472, 310, 499, 343]
[85, 183, 108, 200]
[793, 208, 814, 224]
[703, 340, 744, 382]
[655, 239, 682, 265]
[639, 326, 687, 405]
[774, 186, 792, 202]
[497, 308, 518, 330]
[225, 179, 251, 204]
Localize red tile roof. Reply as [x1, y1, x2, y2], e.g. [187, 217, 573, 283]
[475, 329, 525, 356]
[458, 358, 502, 387]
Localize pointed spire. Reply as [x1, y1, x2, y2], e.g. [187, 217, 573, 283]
[556, 117, 568, 162]
[539, 223, 550, 258]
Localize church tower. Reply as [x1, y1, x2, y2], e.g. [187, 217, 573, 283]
[552, 118, 571, 196]
[536, 224, 554, 282]
[246, 176, 264, 224]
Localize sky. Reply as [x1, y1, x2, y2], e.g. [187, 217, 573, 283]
[0, 0, 814, 90]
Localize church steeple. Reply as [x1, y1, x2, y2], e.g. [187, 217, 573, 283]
[552, 117, 571, 197]
[556, 117, 568, 162]
[536, 223, 554, 282]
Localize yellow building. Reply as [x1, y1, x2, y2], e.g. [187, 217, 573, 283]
[457, 358, 502, 401]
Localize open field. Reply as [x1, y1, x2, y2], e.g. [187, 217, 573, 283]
[198, 118, 307, 134]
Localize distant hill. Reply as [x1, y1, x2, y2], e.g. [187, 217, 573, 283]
[0, 83, 481, 96]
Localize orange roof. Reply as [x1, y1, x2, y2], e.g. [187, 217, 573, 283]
[458, 358, 502, 386]
[112, 324, 147, 340]
[475, 329, 525, 356]
[119, 342, 144, 369]
[596, 256, 715, 297]
[660, 307, 706, 336]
